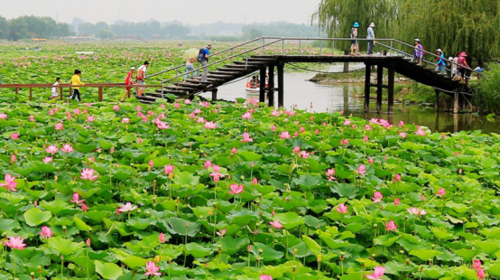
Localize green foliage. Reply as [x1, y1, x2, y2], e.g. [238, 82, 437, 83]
[474, 63, 500, 113]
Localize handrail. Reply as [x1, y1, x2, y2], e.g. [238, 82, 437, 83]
[146, 37, 265, 79]
[159, 39, 282, 84]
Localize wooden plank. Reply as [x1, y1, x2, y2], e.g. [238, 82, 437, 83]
[268, 65, 275, 107]
[388, 67, 395, 113]
[259, 67, 266, 103]
[364, 63, 371, 113]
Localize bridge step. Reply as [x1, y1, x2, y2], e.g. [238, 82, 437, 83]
[208, 71, 240, 76]
[164, 85, 199, 91]
[207, 74, 236, 79]
[217, 67, 245, 72]
[173, 82, 205, 88]
[185, 79, 211, 84]
[156, 89, 188, 94]
[233, 61, 268, 65]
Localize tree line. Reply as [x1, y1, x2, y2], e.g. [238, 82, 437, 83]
[0, 16, 72, 40]
[312, 0, 500, 64]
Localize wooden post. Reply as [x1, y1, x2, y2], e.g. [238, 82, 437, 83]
[277, 62, 284, 108]
[435, 90, 440, 111]
[98, 87, 103, 102]
[59, 87, 63, 100]
[268, 64, 275, 107]
[343, 50, 349, 73]
[435, 111, 440, 131]
[364, 63, 371, 113]
[376, 65, 383, 113]
[259, 67, 266, 103]
[29, 88, 33, 101]
[388, 66, 394, 113]
[212, 88, 218, 101]
[453, 90, 459, 114]
[15, 87, 19, 100]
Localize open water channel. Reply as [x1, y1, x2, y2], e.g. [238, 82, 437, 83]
[201, 64, 499, 134]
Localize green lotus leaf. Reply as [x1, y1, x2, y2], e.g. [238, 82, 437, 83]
[48, 236, 85, 256]
[95, 260, 123, 279]
[220, 236, 249, 255]
[274, 212, 305, 230]
[185, 242, 214, 258]
[166, 217, 200, 237]
[410, 249, 443, 261]
[24, 207, 52, 227]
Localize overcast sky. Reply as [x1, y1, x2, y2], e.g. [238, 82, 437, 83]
[2, 0, 322, 25]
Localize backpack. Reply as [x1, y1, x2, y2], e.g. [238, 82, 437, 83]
[419, 44, 425, 57]
[197, 48, 207, 62]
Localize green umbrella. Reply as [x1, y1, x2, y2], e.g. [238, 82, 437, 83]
[183, 48, 199, 60]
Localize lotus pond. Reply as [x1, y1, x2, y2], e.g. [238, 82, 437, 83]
[0, 96, 500, 280]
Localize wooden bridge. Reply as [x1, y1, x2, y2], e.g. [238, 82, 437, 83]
[144, 37, 477, 113]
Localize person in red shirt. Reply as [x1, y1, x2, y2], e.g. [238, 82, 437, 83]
[120, 67, 136, 102]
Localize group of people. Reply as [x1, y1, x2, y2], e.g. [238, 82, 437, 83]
[184, 43, 212, 82]
[350, 22, 376, 56]
[413, 39, 471, 83]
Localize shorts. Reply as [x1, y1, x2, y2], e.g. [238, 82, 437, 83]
[351, 40, 358, 44]
[137, 80, 146, 90]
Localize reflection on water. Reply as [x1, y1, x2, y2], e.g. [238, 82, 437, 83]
[201, 64, 499, 134]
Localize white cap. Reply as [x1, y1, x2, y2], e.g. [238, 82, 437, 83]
[369, 22, 375, 27]
[130, 67, 136, 70]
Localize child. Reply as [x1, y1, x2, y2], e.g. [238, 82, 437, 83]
[50, 77, 60, 100]
[70, 69, 85, 102]
[184, 57, 197, 82]
[120, 67, 136, 102]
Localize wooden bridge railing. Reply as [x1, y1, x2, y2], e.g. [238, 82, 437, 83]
[0, 83, 162, 102]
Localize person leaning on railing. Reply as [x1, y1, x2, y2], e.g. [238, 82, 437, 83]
[69, 69, 85, 102]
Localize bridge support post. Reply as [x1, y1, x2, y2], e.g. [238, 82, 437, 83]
[278, 62, 284, 108]
[343, 51, 349, 73]
[29, 88, 33, 101]
[98, 87, 103, 102]
[376, 65, 383, 113]
[15, 87, 19, 100]
[268, 65, 275, 107]
[388, 66, 395, 114]
[364, 63, 371, 113]
[435, 90, 440, 111]
[59, 87, 63, 100]
[211, 88, 218, 101]
[259, 67, 266, 103]
[453, 90, 459, 114]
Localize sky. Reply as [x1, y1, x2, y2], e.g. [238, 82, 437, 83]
[1, 0, 322, 25]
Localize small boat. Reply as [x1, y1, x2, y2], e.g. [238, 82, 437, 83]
[245, 87, 260, 95]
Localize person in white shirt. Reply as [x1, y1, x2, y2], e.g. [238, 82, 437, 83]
[50, 77, 60, 100]
[136, 61, 149, 98]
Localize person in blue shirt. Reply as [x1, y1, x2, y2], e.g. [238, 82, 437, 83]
[199, 43, 212, 82]
[435, 49, 446, 74]
[366, 22, 376, 55]
[350, 22, 360, 56]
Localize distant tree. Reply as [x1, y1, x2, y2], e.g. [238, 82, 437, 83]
[99, 29, 114, 39]
[7, 18, 27, 41]
[0, 16, 8, 39]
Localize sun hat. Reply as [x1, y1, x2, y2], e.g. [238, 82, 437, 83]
[414, 38, 420, 42]
[436, 49, 442, 53]
[130, 67, 136, 70]
[459, 52, 467, 57]
[369, 22, 375, 27]
[354, 22, 359, 27]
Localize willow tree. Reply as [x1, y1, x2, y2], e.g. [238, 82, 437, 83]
[396, 0, 499, 64]
[312, 0, 402, 51]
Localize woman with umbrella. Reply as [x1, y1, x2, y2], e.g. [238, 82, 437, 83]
[183, 48, 199, 82]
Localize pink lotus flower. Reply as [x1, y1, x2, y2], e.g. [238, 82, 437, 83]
[363, 135, 369, 142]
[10, 132, 19, 140]
[269, 220, 283, 229]
[270, 125, 276, 131]
[356, 164, 367, 176]
[164, 165, 174, 175]
[174, 103, 181, 109]
[394, 198, 400, 206]
[70, 192, 85, 204]
[136, 106, 142, 111]
[144, 261, 162, 276]
[293, 146, 301, 153]
[230, 184, 244, 195]
[421, 194, 425, 201]
[252, 177, 258, 185]
[280, 131, 291, 139]
[271, 110, 281, 117]
[434, 188, 446, 198]
[385, 220, 397, 231]
[118, 202, 138, 213]
[81, 204, 88, 212]
[326, 169, 336, 181]
[343, 120, 351, 126]
[4, 236, 26, 250]
[399, 132, 407, 139]
[366, 266, 385, 280]
[80, 168, 99, 181]
[394, 174, 401, 181]
[407, 207, 427, 216]
[204, 122, 217, 129]
[46, 145, 58, 154]
[340, 139, 349, 146]
[159, 233, 166, 243]
[61, 144, 74, 153]
[73, 108, 81, 115]
[399, 121, 404, 127]
[210, 165, 225, 182]
[293, 132, 299, 137]
[231, 147, 237, 154]
[299, 151, 310, 158]
[113, 105, 120, 112]
[55, 123, 63, 130]
[314, 129, 319, 135]
[242, 133, 254, 142]
[0, 113, 7, 119]
[66, 111, 72, 120]
[196, 117, 206, 123]
[368, 158, 374, 164]
[336, 203, 348, 213]
[477, 268, 485, 279]
[137, 138, 143, 144]
[184, 99, 192, 104]
[415, 129, 426, 136]
[372, 191, 383, 203]
[472, 259, 482, 270]
[299, 126, 305, 133]
[43, 157, 53, 163]
[39, 226, 54, 239]
[204, 161, 212, 169]
[0, 174, 17, 192]
[260, 275, 273, 280]
[156, 121, 170, 130]
[442, 134, 446, 139]
[122, 118, 130, 124]
[29, 115, 35, 122]
[216, 228, 227, 237]
[365, 124, 372, 130]
[10, 154, 16, 164]
[194, 108, 202, 114]
[49, 110, 55, 116]
[242, 112, 253, 119]
[148, 160, 154, 168]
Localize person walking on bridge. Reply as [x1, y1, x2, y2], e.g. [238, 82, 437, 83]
[435, 49, 446, 74]
[367, 22, 376, 55]
[350, 22, 360, 56]
[136, 61, 149, 98]
[70, 69, 85, 102]
[197, 43, 212, 82]
[413, 39, 424, 65]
